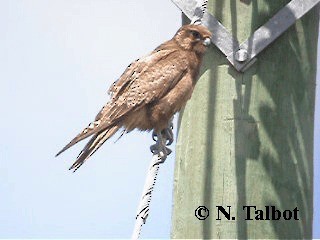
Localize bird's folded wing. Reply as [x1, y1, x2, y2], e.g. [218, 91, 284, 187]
[56, 48, 188, 156]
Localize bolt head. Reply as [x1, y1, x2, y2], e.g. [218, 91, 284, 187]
[235, 49, 248, 62]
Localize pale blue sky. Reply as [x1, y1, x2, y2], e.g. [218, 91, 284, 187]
[0, 0, 319, 238]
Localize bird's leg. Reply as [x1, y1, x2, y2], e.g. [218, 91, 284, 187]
[150, 122, 174, 162]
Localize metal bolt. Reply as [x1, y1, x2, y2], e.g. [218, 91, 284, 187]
[235, 49, 248, 62]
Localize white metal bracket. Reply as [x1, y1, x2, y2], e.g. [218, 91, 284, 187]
[172, 0, 320, 72]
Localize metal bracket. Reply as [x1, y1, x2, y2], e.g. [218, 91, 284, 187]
[172, 0, 320, 72]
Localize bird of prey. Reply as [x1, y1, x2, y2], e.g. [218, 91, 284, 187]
[56, 24, 212, 171]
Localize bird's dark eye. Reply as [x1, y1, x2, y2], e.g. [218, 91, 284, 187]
[191, 30, 201, 39]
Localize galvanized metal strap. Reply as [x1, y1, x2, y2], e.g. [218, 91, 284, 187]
[172, 0, 320, 72]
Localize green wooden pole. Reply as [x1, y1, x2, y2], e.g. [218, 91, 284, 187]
[171, 1, 319, 239]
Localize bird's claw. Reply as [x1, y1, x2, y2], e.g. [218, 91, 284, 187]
[152, 131, 158, 142]
[150, 122, 173, 161]
[150, 143, 172, 162]
[152, 124, 174, 146]
[161, 127, 174, 146]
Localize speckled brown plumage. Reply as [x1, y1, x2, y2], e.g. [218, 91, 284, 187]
[56, 24, 212, 171]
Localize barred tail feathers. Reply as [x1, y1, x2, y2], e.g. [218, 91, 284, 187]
[69, 125, 120, 172]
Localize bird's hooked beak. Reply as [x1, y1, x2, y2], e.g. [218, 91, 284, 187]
[203, 37, 211, 46]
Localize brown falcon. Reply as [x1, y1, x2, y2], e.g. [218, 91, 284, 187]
[56, 24, 212, 171]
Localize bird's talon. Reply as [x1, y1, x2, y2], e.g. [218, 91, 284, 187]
[152, 131, 158, 142]
[165, 147, 172, 155]
[166, 138, 173, 146]
[150, 144, 157, 153]
[161, 127, 174, 146]
[150, 140, 172, 161]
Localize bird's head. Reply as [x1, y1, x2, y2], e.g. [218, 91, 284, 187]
[174, 24, 212, 55]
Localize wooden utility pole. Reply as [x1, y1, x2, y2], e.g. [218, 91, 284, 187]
[171, 0, 319, 239]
